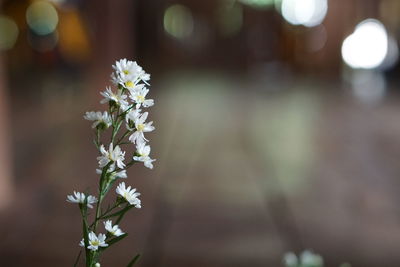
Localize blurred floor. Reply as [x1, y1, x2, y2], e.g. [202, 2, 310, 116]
[1, 70, 400, 267]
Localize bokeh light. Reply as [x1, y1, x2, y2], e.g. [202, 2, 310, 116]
[163, 4, 194, 40]
[26, 1, 59, 36]
[0, 15, 19, 51]
[281, 0, 328, 27]
[341, 19, 388, 69]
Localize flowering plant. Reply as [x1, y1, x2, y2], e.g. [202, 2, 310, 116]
[67, 59, 155, 267]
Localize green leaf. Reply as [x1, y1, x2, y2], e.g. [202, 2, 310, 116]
[101, 204, 133, 220]
[104, 233, 128, 248]
[126, 254, 141, 267]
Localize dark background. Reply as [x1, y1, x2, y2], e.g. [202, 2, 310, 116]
[1, 0, 400, 266]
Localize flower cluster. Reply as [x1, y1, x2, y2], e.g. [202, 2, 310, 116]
[67, 59, 155, 267]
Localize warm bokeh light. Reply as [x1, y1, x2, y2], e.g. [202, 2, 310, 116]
[281, 0, 328, 27]
[26, 1, 59, 36]
[163, 4, 194, 40]
[341, 19, 388, 69]
[0, 15, 19, 51]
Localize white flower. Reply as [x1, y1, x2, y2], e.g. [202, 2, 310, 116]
[96, 167, 127, 179]
[67, 191, 97, 208]
[97, 143, 126, 169]
[133, 141, 155, 169]
[83, 111, 112, 129]
[128, 112, 155, 144]
[116, 182, 141, 208]
[100, 86, 129, 111]
[112, 58, 138, 77]
[87, 232, 108, 251]
[125, 108, 141, 123]
[95, 263, 101, 267]
[79, 239, 85, 247]
[129, 86, 154, 108]
[104, 220, 124, 236]
[112, 59, 150, 88]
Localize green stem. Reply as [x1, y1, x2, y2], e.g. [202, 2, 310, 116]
[116, 130, 130, 146]
[79, 202, 91, 267]
[95, 129, 100, 149]
[73, 250, 82, 267]
[93, 164, 111, 231]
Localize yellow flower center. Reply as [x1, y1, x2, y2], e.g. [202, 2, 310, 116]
[91, 240, 100, 246]
[125, 80, 134, 88]
[123, 70, 130, 75]
[137, 95, 145, 102]
[137, 124, 145, 131]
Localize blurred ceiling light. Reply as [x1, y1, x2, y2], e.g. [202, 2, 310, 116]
[239, 0, 275, 9]
[218, 3, 243, 37]
[341, 19, 388, 69]
[26, 1, 59, 36]
[0, 16, 19, 51]
[163, 4, 194, 40]
[281, 0, 328, 27]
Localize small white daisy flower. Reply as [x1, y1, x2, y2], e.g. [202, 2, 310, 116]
[87, 232, 108, 251]
[67, 191, 97, 208]
[112, 58, 137, 77]
[112, 59, 150, 87]
[116, 182, 141, 208]
[128, 112, 155, 144]
[133, 141, 156, 169]
[83, 111, 112, 129]
[129, 86, 154, 108]
[79, 238, 85, 247]
[125, 108, 141, 125]
[104, 220, 124, 236]
[97, 143, 126, 169]
[95, 263, 101, 267]
[100, 86, 129, 111]
[96, 167, 127, 179]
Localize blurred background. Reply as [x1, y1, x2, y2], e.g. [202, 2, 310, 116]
[1, 0, 400, 266]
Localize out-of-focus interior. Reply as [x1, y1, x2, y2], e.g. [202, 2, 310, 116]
[1, 0, 400, 266]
